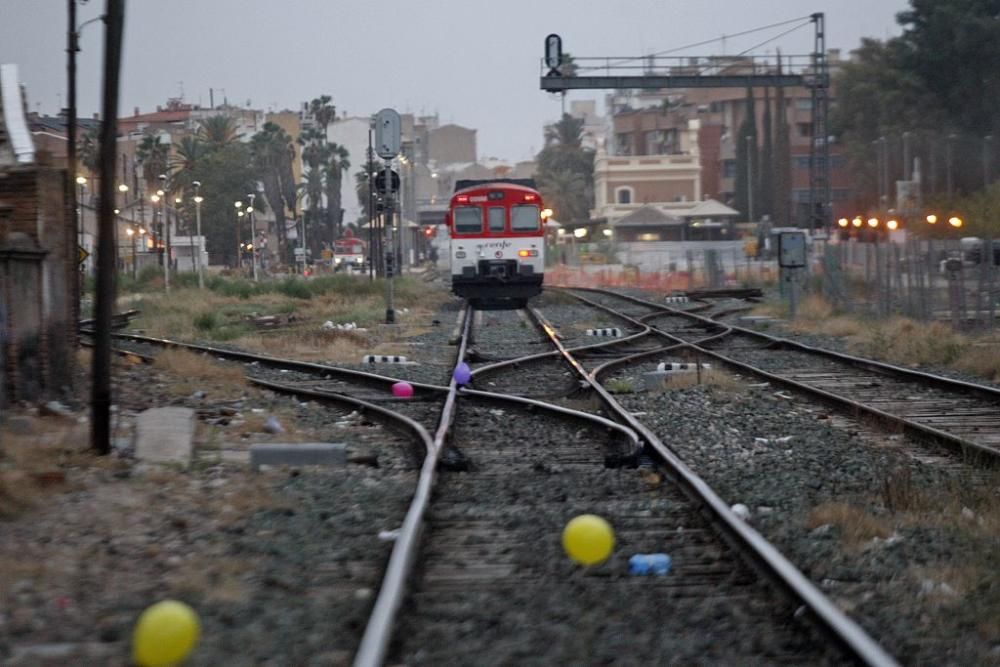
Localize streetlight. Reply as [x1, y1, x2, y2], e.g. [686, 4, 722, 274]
[247, 193, 257, 282]
[852, 216, 863, 228]
[886, 219, 899, 231]
[193, 181, 204, 288]
[867, 217, 879, 228]
[234, 200, 244, 269]
[926, 214, 938, 224]
[948, 216, 963, 228]
[158, 174, 170, 291]
[837, 218, 849, 228]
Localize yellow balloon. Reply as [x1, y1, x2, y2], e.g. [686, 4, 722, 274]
[562, 514, 615, 566]
[132, 600, 201, 667]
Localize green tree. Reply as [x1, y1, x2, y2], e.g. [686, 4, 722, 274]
[198, 115, 239, 150]
[251, 122, 296, 262]
[168, 136, 205, 196]
[187, 143, 258, 267]
[136, 133, 169, 193]
[536, 113, 594, 223]
[78, 128, 100, 174]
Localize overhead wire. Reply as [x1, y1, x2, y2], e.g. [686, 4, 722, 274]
[575, 15, 814, 74]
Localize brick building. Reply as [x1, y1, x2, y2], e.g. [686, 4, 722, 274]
[1, 64, 77, 408]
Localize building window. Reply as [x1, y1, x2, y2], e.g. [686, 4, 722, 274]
[637, 232, 661, 241]
[722, 160, 737, 178]
[797, 122, 813, 138]
[615, 133, 632, 156]
[615, 187, 633, 204]
[795, 99, 813, 110]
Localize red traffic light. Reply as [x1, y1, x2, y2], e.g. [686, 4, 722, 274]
[423, 226, 435, 238]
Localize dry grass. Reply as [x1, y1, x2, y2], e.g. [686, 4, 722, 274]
[851, 318, 967, 367]
[806, 502, 892, 547]
[0, 417, 102, 518]
[239, 328, 371, 363]
[953, 340, 1000, 383]
[153, 348, 247, 400]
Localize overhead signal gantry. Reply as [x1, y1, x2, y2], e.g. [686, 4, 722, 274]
[540, 14, 830, 233]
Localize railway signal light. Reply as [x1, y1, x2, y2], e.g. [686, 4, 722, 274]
[423, 226, 435, 238]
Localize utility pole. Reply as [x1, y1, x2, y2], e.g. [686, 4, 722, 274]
[745, 135, 754, 222]
[92, 0, 125, 455]
[67, 0, 79, 328]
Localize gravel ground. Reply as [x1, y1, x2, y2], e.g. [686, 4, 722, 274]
[609, 374, 1000, 665]
[390, 402, 845, 666]
[1, 335, 428, 665]
[6, 283, 997, 665]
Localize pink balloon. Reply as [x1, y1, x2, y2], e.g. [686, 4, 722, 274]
[391, 382, 414, 398]
[453, 362, 472, 386]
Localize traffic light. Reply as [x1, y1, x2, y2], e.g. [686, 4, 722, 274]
[423, 226, 435, 238]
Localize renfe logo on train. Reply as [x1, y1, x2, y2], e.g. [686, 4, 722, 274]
[477, 240, 512, 249]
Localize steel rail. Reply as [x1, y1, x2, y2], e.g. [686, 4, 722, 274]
[576, 287, 1000, 401]
[353, 305, 649, 665]
[527, 304, 900, 667]
[352, 303, 472, 667]
[568, 288, 1000, 462]
[107, 331, 445, 395]
[249, 377, 434, 449]
[470, 317, 655, 380]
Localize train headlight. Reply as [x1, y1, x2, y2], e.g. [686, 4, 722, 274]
[517, 249, 538, 257]
[334, 257, 342, 264]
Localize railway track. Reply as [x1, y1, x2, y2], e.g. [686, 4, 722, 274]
[568, 287, 1000, 464]
[93, 303, 896, 664]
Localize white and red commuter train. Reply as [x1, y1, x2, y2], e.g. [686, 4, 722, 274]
[446, 179, 545, 309]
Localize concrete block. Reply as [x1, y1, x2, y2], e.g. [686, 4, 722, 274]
[362, 354, 410, 364]
[655, 362, 711, 372]
[135, 407, 196, 466]
[585, 327, 622, 337]
[250, 442, 348, 469]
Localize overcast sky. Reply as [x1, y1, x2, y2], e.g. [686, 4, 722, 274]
[3, 0, 908, 162]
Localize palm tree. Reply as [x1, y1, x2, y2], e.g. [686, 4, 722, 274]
[544, 113, 585, 149]
[308, 95, 336, 137]
[136, 133, 169, 192]
[324, 143, 350, 241]
[538, 168, 588, 223]
[78, 128, 100, 174]
[198, 115, 239, 151]
[169, 136, 205, 196]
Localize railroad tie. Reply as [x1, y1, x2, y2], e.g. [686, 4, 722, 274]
[585, 327, 623, 337]
[664, 296, 690, 304]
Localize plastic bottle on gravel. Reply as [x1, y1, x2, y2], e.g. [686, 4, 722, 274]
[628, 553, 672, 576]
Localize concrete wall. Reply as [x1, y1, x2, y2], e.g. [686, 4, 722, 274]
[0, 166, 76, 407]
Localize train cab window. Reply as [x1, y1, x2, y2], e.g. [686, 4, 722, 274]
[488, 207, 505, 232]
[511, 204, 540, 231]
[454, 206, 483, 233]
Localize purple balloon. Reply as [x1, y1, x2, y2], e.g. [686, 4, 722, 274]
[453, 362, 472, 386]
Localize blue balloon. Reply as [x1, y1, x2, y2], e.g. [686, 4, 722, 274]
[453, 362, 471, 386]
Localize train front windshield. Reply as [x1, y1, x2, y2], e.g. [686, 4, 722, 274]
[454, 207, 483, 233]
[511, 205, 540, 231]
